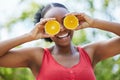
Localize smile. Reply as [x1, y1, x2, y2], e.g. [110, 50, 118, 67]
[57, 33, 69, 39]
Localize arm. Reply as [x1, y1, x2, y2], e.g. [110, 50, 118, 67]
[0, 18, 53, 68]
[0, 31, 39, 67]
[88, 17, 120, 64]
[92, 19, 120, 36]
[84, 37, 120, 66]
[75, 13, 120, 64]
[0, 34, 32, 57]
[76, 13, 120, 36]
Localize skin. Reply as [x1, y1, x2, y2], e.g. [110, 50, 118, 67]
[0, 7, 120, 79]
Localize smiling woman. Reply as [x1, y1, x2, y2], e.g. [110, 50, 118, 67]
[0, 2, 120, 80]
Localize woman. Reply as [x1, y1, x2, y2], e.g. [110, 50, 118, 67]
[0, 3, 120, 80]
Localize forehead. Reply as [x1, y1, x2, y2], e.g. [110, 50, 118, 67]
[44, 7, 68, 19]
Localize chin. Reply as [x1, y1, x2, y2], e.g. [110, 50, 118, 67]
[56, 40, 72, 47]
[51, 30, 74, 46]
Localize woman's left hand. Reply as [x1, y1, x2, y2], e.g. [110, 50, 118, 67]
[65, 12, 94, 30]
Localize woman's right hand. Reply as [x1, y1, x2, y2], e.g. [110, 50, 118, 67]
[29, 18, 55, 40]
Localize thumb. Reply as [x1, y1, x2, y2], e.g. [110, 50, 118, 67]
[75, 22, 89, 30]
[80, 22, 89, 28]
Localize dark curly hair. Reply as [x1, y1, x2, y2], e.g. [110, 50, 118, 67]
[34, 3, 68, 42]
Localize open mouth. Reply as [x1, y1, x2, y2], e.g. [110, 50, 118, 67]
[57, 32, 70, 39]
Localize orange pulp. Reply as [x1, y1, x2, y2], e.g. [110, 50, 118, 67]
[64, 15, 79, 30]
[45, 20, 60, 35]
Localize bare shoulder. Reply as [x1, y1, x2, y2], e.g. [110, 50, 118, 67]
[0, 46, 45, 68]
[17, 47, 45, 77]
[82, 37, 120, 66]
[81, 41, 105, 67]
[82, 42, 99, 63]
[13, 47, 45, 60]
[24, 47, 45, 65]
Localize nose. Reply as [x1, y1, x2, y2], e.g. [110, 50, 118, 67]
[60, 25, 65, 32]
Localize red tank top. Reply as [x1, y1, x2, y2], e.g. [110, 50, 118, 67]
[36, 47, 96, 80]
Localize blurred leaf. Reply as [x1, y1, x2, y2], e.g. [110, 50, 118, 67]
[72, 30, 89, 45]
[88, 0, 95, 13]
[104, 0, 109, 7]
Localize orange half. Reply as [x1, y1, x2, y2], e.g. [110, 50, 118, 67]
[45, 20, 60, 35]
[64, 15, 79, 30]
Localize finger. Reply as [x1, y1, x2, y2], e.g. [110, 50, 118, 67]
[36, 18, 56, 28]
[81, 22, 89, 28]
[65, 12, 79, 16]
[40, 18, 56, 23]
[35, 22, 44, 31]
[65, 12, 86, 22]
[74, 25, 83, 31]
[43, 34, 54, 38]
[75, 22, 89, 30]
[39, 18, 56, 25]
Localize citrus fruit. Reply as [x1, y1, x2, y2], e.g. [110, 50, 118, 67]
[64, 15, 79, 30]
[45, 20, 60, 35]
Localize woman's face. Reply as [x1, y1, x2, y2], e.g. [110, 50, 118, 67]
[44, 7, 74, 46]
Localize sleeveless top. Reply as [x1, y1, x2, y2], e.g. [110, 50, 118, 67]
[36, 47, 96, 80]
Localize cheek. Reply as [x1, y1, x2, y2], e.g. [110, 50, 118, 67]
[50, 37, 61, 42]
[70, 31, 74, 37]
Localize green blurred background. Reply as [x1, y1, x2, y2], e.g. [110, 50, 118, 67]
[0, 0, 120, 80]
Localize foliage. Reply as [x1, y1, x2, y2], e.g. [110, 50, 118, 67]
[95, 57, 120, 80]
[0, 68, 34, 80]
[72, 30, 90, 45]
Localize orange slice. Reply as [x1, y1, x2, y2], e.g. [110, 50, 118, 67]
[45, 20, 60, 35]
[64, 15, 79, 30]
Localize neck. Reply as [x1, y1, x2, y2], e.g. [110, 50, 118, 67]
[52, 43, 77, 55]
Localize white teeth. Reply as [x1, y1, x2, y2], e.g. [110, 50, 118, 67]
[58, 33, 69, 38]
